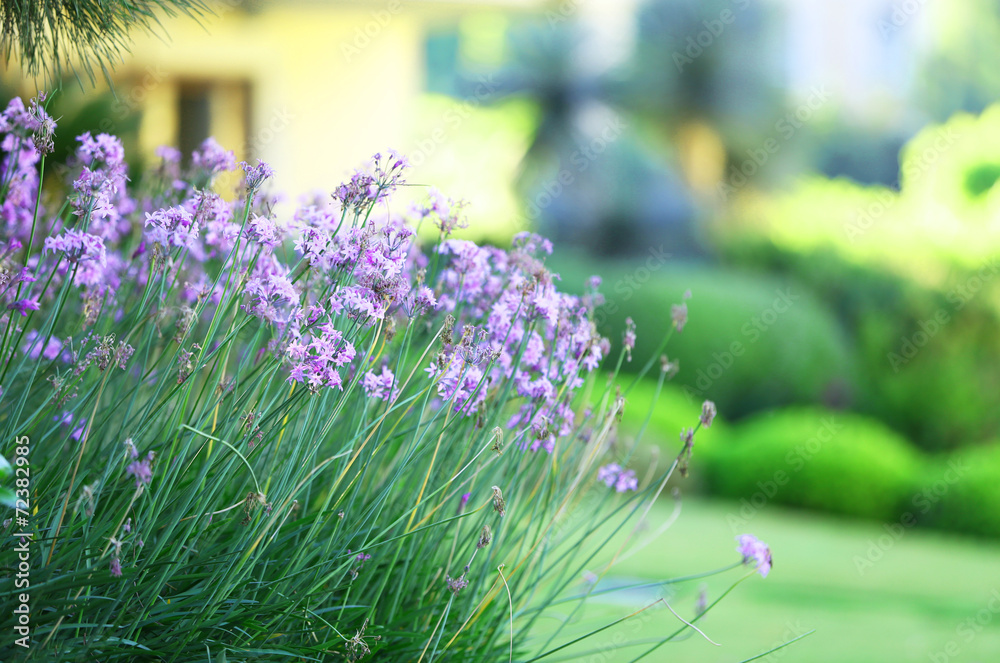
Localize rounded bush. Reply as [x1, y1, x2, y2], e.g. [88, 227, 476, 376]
[551, 253, 857, 420]
[919, 444, 1000, 538]
[706, 408, 923, 521]
[721, 243, 1000, 450]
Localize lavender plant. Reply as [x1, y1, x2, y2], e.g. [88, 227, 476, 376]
[0, 95, 776, 661]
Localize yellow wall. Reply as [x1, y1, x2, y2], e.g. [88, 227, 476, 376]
[3, 0, 548, 225]
[122, 3, 424, 197]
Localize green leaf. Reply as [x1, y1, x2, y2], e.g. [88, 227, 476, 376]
[0, 487, 17, 509]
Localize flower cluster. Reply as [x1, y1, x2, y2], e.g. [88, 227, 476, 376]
[0, 94, 616, 487]
[596, 463, 639, 493]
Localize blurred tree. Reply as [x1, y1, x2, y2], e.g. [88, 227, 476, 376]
[915, 0, 1000, 121]
[454, 20, 701, 257]
[448, 0, 790, 256]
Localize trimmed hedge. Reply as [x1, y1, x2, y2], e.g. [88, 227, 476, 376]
[551, 253, 858, 421]
[918, 444, 1000, 538]
[721, 243, 1000, 450]
[705, 408, 923, 521]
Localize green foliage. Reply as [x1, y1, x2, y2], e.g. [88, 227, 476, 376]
[0, 454, 13, 508]
[0, 122, 755, 660]
[706, 408, 923, 521]
[1, 0, 209, 84]
[919, 444, 1000, 538]
[551, 253, 856, 421]
[723, 243, 1000, 450]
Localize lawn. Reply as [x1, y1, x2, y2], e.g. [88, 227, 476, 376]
[523, 495, 1000, 662]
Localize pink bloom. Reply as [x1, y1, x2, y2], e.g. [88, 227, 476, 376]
[736, 534, 772, 578]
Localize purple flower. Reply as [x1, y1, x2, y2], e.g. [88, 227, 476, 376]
[736, 534, 772, 578]
[43, 229, 107, 265]
[333, 151, 407, 211]
[446, 574, 469, 595]
[458, 492, 471, 514]
[362, 365, 398, 402]
[126, 457, 153, 488]
[155, 145, 181, 164]
[145, 206, 199, 249]
[191, 137, 236, 175]
[110, 557, 122, 578]
[22, 331, 63, 361]
[596, 463, 638, 493]
[614, 470, 638, 493]
[415, 189, 468, 236]
[7, 298, 39, 316]
[240, 159, 274, 193]
[71, 419, 87, 442]
[245, 214, 280, 248]
[597, 463, 622, 487]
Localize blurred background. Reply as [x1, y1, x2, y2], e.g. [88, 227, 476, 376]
[5, 0, 1000, 660]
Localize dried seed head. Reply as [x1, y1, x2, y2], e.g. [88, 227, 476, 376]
[446, 574, 469, 595]
[490, 427, 504, 455]
[477, 524, 493, 549]
[441, 314, 456, 346]
[678, 427, 695, 477]
[660, 355, 679, 379]
[491, 486, 506, 518]
[700, 401, 717, 428]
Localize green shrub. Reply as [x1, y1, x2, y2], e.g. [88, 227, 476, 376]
[722, 243, 1000, 450]
[551, 253, 857, 420]
[706, 408, 923, 521]
[918, 444, 1000, 538]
